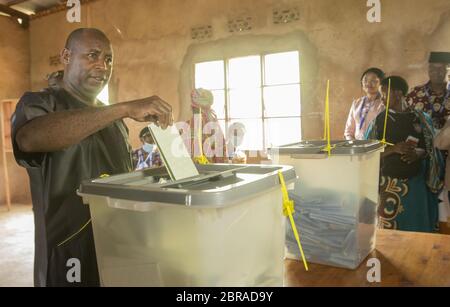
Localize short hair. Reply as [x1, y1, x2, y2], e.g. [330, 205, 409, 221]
[361, 67, 385, 82]
[139, 127, 151, 139]
[65, 28, 110, 50]
[381, 76, 409, 96]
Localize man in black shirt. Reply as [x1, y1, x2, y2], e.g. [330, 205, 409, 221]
[11, 28, 173, 287]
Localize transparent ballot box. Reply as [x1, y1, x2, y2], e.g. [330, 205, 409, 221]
[78, 164, 296, 286]
[269, 140, 384, 269]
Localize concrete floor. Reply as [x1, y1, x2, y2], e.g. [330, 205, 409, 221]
[0, 204, 34, 287]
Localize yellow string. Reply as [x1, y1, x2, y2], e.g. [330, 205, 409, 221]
[194, 107, 209, 165]
[322, 80, 335, 156]
[323, 90, 328, 141]
[57, 219, 92, 247]
[278, 171, 309, 272]
[381, 79, 394, 146]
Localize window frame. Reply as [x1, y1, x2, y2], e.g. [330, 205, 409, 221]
[194, 50, 302, 150]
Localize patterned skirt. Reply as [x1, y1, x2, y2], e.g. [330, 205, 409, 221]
[378, 165, 440, 233]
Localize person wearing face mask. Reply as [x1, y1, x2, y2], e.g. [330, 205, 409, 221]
[365, 76, 444, 233]
[344, 67, 386, 140]
[133, 127, 162, 170]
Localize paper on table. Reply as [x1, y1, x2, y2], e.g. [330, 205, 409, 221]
[147, 124, 199, 181]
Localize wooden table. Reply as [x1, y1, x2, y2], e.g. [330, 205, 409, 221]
[285, 229, 450, 286]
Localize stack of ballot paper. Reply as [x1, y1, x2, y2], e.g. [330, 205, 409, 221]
[285, 189, 377, 269]
[148, 124, 199, 181]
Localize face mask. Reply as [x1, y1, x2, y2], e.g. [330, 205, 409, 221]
[143, 143, 154, 154]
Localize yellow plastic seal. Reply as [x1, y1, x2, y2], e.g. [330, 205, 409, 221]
[278, 171, 309, 271]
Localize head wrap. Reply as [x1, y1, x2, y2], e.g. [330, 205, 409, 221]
[191, 88, 214, 109]
[191, 88, 217, 122]
[188, 89, 226, 163]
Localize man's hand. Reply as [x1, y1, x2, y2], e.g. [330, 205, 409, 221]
[124, 96, 173, 129]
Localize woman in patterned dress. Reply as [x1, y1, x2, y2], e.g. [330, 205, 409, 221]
[365, 76, 444, 232]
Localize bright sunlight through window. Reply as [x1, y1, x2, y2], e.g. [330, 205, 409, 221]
[97, 85, 109, 105]
[195, 51, 301, 150]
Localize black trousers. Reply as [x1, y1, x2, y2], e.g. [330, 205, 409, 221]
[46, 224, 100, 287]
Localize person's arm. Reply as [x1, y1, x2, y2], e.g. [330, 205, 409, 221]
[381, 146, 398, 159]
[344, 102, 356, 140]
[434, 120, 450, 150]
[16, 96, 173, 153]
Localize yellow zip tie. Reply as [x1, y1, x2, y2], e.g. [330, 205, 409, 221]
[194, 155, 210, 165]
[322, 80, 335, 156]
[381, 79, 394, 146]
[194, 107, 209, 165]
[278, 171, 309, 271]
[57, 219, 92, 247]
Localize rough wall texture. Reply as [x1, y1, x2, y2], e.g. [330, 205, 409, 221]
[0, 16, 31, 205]
[25, 0, 450, 148]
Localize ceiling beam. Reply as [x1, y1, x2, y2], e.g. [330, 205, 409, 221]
[31, 0, 98, 20]
[0, 3, 29, 28]
[5, 0, 29, 7]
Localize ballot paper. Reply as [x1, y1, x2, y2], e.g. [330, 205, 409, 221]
[148, 123, 199, 181]
[285, 189, 376, 269]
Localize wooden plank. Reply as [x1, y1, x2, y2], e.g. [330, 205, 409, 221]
[284, 229, 450, 286]
[31, 0, 98, 19]
[0, 3, 29, 28]
[0, 103, 11, 211]
[1, 99, 18, 211]
[4, 0, 29, 7]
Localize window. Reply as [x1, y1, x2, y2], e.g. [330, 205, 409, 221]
[195, 51, 301, 150]
[97, 85, 109, 105]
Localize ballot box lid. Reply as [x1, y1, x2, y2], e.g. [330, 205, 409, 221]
[78, 164, 296, 208]
[269, 140, 384, 156]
